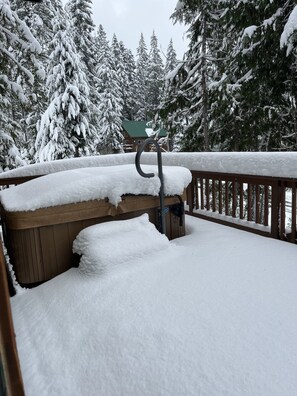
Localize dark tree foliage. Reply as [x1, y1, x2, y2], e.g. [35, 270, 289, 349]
[160, 0, 297, 152]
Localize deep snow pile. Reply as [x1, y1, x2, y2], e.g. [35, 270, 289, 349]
[73, 214, 170, 275]
[2, 152, 297, 179]
[0, 164, 191, 212]
[11, 215, 297, 396]
[0, 153, 135, 178]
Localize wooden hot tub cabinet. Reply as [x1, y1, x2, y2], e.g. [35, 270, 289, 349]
[1, 194, 185, 286]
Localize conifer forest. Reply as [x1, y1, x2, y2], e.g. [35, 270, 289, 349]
[1, 0, 297, 172]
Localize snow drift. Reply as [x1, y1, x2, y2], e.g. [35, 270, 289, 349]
[73, 214, 170, 275]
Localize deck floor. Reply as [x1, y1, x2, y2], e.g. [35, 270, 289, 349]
[10, 215, 297, 396]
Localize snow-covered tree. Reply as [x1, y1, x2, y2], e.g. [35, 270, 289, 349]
[35, 17, 91, 161]
[96, 24, 106, 50]
[12, 0, 64, 47]
[135, 33, 149, 120]
[217, 0, 296, 151]
[10, 0, 66, 162]
[163, 0, 222, 151]
[66, 0, 100, 138]
[111, 35, 130, 118]
[164, 39, 177, 75]
[116, 40, 138, 120]
[146, 31, 164, 120]
[157, 39, 180, 150]
[96, 30, 123, 154]
[161, 0, 297, 152]
[0, 0, 42, 171]
[121, 44, 138, 120]
[280, 4, 297, 150]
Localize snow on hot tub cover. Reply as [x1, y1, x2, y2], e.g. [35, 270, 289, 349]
[0, 164, 192, 212]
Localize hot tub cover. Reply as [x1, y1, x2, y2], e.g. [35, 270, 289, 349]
[0, 164, 192, 212]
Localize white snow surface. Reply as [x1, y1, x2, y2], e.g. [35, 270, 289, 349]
[145, 127, 155, 137]
[0, 153, 135, 178]
[0, 164, 191, 212]
[73, 214, 170, 275]
[280, 5, 297, 55]
[242, 25, 257, 39]
[11, 215, 297, 396]
[2, 152, 297, 180]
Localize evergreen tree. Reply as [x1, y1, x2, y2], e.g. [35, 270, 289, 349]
[96, 24, 107, 51]
[66, 0, 100, 138]
[123, 44, 138, 120]
[146, 31, 164, 120]
[0, 0, 42, 170]
[11, 0, 65, 162]
[217, 0, 297, 151]
[96, 31, 123, 154]
[135, 33, 149, 120]
[162, 1, 222, 151]
[119, 41, 138, 120]
[164, 39, 177, 75]
[12, 0, 64, 47]
[280, 4, 297, 150]
[161, 0, 297, 152]
[157, 39, 179, 150]
[111, 35, 130, 119]
[35, 17, 91, 161]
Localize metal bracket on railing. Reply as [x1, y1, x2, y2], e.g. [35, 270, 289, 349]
[135, 138, 166, 234]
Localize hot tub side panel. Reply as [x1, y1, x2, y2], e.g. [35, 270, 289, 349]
[1, 195, 185, 286]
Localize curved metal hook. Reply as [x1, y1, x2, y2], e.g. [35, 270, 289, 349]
[135, 138, 166, 234]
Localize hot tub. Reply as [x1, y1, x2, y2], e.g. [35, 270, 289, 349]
[0, 164, 191, 286]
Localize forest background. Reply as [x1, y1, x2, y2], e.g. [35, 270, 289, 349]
[1, 0, 297, 172]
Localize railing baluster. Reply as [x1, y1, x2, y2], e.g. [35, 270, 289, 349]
[205, 179, 210, 211]
[271, 181, 280, 239]
[218, 180, 222, 214]
[255, 184, 260, 224]
[224, 181, 228, 216]
[248, 184, 252, 221]
[232, 179, 237, 218]
[200, 178, 204, 210]
[292, 182, 296, 243]
[280, 181, 286, 240]
[212, 179, 216, 212]
[264, 185, 269, 226]
[194, 176, 199, 209]
[239, 182, 244, 219]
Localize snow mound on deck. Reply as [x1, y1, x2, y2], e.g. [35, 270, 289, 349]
[73, 214, 170, 275]
[0, 164, 192, 212]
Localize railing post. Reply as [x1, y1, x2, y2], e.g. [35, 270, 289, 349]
[270, 180, 281, 239]
[186, 178, 195, 214]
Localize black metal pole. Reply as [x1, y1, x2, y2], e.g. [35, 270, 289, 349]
[135, 138, 166, 235]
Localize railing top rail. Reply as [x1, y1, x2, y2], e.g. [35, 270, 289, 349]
[0, 175, 44, 187]
[190, 170, 297, 183]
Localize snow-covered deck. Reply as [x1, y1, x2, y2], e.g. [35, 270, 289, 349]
[11, 215, 297, 396]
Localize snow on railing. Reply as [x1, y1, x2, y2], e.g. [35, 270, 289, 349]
[1, 152, 297, 243]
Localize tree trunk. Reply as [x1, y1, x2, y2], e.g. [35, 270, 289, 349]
[201, 10, 209, 151]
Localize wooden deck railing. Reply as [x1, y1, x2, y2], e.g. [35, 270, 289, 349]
[186, 171, 297, 243]
[1, 169, 297, 244]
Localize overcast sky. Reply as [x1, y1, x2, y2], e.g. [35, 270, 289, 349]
[89, 0, 188, 60]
